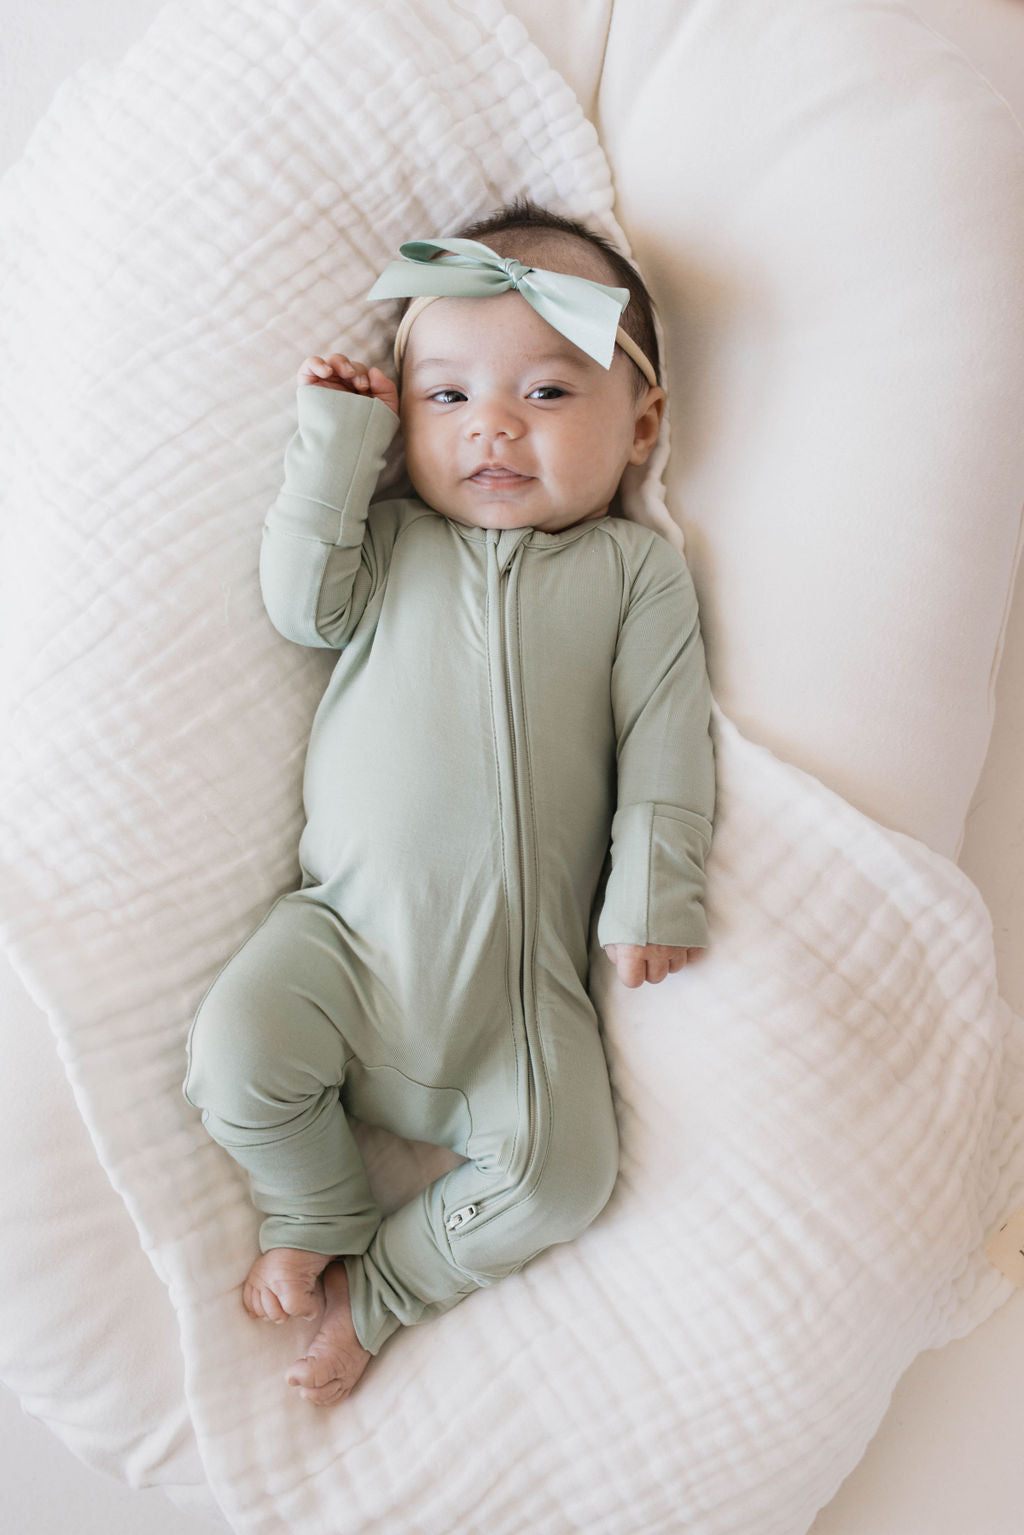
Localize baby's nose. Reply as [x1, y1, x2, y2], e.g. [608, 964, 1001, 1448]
[466, 396, 524, 441]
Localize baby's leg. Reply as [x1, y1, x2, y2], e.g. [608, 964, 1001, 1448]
[183, 896, 383, 1305]
[344, 987, 620, 1355]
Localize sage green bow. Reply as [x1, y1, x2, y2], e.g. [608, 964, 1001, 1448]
[367, 237, 631, 371]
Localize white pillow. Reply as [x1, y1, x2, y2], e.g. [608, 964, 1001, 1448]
[589, 0, 1024, 858]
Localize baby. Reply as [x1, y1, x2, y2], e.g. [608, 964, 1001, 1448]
[184, 200, 715, 1406]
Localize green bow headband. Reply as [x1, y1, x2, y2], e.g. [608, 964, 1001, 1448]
[367, 236, 658, 386]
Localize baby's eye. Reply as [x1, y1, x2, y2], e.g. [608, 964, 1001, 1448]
[429, 389, 466, 405]
[528, 386, 566, 401]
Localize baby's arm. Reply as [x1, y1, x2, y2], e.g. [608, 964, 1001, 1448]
[259, 354, 402, 649]
[597, 535, 715, 984]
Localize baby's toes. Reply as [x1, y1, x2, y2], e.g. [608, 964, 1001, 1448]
[276, 1278, 322, 1322]
[287, 1359, 351, 1404]
[241, 1277, 261, 1318]
[243, 1279, 285, 1323]
[287, 1358, 319, 1391]
[298, 1378, 352, 1407]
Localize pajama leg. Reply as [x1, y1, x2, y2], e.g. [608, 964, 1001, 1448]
[185, 895, 620, 1355]
[345, 984, 620, 1354]
[183, 897, 381, 1256]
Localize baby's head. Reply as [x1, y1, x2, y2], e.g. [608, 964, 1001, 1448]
[377, 200, 665, 535]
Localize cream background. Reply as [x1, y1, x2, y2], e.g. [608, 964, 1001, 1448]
[1, 1, 1022, 1531]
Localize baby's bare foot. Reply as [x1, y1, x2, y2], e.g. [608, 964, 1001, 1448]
[286, 1260, 372, 1407]
[243, 1247, 332, 1324]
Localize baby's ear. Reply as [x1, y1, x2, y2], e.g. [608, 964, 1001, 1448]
[629, 386, 666, 465]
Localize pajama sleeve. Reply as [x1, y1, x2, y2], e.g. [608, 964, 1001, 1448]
[596, 534, 715, 950]
[259, 387, 402, 649]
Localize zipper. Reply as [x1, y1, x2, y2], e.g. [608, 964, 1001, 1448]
[445, 1205, 479, 1232]
[445, 532, 550, 1240]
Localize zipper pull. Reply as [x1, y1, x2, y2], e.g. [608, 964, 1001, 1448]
[445, 1204, 478, 1232]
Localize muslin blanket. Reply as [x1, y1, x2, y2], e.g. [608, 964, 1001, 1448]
[1, 2, 1022, 1531]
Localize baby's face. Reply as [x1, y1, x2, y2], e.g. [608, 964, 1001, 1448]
[398, 290, 663, 534]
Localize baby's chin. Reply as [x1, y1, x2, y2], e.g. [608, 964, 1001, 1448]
[444, 506, 538, 530]
[435, 501, 609, 534]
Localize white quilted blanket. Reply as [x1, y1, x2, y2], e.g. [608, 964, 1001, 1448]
[2, 1, 1023, 1531]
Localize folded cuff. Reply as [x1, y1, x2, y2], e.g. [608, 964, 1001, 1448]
[596, 801, 712, 949]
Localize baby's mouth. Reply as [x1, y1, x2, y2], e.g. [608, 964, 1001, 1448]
[467, 463, 533, 485]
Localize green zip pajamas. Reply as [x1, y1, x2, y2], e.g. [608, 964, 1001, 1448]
[184, 387, 715, 1355]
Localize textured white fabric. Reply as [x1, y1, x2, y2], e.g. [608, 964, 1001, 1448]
[0, 967, 207, 1506]
[1, 1, 1023, 1532]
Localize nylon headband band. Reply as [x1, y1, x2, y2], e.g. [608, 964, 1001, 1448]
[391, 294, 659, 388]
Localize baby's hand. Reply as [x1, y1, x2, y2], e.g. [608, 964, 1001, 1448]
[298, 353, 399, 416]
[603, 943, 703, 989]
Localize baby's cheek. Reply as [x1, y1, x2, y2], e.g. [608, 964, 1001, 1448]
[402, 441, 433, 498]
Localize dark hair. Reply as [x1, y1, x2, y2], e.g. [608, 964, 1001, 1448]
[402, 197, 661, 394]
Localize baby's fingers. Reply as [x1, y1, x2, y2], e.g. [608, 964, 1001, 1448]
[297, 355, 335, 384]
[332, 359, 399, 412]
[296, 353, 399, 413]
[365, 366, 401, 416]
[297, 353, 369, 390]
[327, 353, 373, 391]
[664, 948, 705, 974]
[602, 944, 646, 989]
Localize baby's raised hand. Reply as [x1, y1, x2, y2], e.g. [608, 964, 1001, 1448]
[298, 353, 399, 416]
[603, 942, 703, 989]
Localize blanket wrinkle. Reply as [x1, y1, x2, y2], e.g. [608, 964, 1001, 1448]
[1, 1, 1023, 1533]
